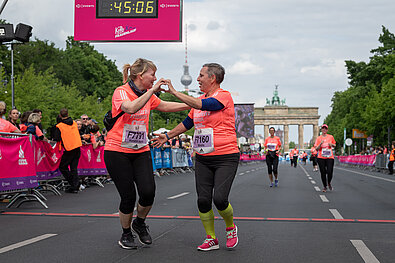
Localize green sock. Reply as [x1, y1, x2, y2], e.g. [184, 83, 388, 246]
[199, 209, 216, 239]
[218, 203, 234, 228]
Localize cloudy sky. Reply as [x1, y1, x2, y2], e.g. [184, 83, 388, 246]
[2, 0, 394, 143]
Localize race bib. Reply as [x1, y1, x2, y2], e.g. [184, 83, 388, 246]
[121, 124, 147, 150]
[193, 128, 214, 154]
[321, 148, 332, 158]
[267, 143, 277, 151]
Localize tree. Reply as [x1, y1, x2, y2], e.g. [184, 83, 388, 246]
[325, 26, 395, 149]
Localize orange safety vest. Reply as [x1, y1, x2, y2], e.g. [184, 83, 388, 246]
[390, 149, 395, 162]
[56, 121, 82, 151]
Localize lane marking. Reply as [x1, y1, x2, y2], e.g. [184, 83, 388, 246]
[311, 180, 316, 184]
[314, 186, 321, 192]
[320, 195, 329, 202]
[167, 192, 190, 200]
[350, 240, 380, 263]
[329, 209, 344, 219]
[2, 212, 395, 224]
[308, 177, 312, 180]
[239, 173, 245, 175]
[336, 167, 395, 183]
[0, 234, 57, 254]
[245, 171, 250, 173]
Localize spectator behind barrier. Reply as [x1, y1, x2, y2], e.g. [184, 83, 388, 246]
[8, 108, 20, 130]
[19, 110, 33, 133]
[0, 101, 20, 133]
[32, 108, 44, 132]
[26, 113, 47, 141]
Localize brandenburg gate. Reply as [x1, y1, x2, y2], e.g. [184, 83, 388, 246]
[254, 86, 320, 152]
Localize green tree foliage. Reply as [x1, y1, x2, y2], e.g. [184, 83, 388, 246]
[325, 26, 395, 151]
[0, 28, 190, 136]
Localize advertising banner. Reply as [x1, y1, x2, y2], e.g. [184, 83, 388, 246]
[0, 136, 38, 191]
[235, 104, 255, 138]
[352, 129, 368, 139]
[337, 155, 376, 166]
[78, 144, 107, 176]
[171, 148, 188, 167]
[35, 140, 63, 180]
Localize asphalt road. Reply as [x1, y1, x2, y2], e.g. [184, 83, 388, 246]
[1, 161, 394, 263]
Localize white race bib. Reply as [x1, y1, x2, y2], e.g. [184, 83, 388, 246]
[267, 143, 277, 151]
[121, 124, 148, 150]
[193, 128, 214, 154]
[321, 148, 332, 158]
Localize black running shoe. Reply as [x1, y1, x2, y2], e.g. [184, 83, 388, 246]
[118, 232, 138, 249]
[132, 220, 152, 245]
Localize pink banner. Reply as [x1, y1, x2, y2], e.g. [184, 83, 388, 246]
[35, 141, 63, 180]
[0, 136, 38, 191]
[240, 154, 265, 162]
[337, 155, 376, 166]
[78, 145, 107, 176]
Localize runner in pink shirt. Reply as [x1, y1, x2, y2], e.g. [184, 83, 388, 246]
[264, 127, 282, 187]
[103, 58, 190, 250]
[152, 63, 239, 251]
[314, 124, 336, 192]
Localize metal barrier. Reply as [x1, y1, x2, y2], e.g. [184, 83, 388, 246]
[375, 154, 389, 169]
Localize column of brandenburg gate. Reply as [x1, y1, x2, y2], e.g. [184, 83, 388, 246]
[254, 106, 320, 152]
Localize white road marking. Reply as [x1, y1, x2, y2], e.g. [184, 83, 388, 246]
[167, 192, 190, 200]
[329, 209, 343, 219]
[239, 173, 245, 175]
[0, 234, 57, 254]
[350, 240, 380, 263]
[308, 177, 312, 180]
[245, 170, 250, 173]
[311, 180, 316, 184]
[336, 167, 395, 183]
[314, 186, 321, 192]
[320, 195, 329, 202]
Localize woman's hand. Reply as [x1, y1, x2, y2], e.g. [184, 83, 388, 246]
[152, 78, 167, 93]
[151, 133, 168, 148]
[164, 79, 177, 95]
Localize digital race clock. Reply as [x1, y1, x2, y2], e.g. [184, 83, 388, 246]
[75, 0, 182, 42]
[97, 0, 158, 18]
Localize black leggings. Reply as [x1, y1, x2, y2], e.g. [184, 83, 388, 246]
[195, 153, 240, 213]
[310, 155, 317, 166]
[317, 158, 334, 187]
[266, 153, 279, 174]
[104, 150, 155, 214]
[292, 156, 298, 167]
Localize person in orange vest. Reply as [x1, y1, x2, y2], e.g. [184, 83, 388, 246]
[290, 147, 299, 168]
[388, 142, 395, 175]
[53, 108, 83, 193]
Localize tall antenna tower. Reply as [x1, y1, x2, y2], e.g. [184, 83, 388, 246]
[180, 24, 192, 92]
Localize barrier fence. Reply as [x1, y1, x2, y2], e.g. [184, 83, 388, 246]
[337, 154, 390, 170]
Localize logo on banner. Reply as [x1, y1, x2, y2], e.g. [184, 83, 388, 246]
[16, 181, 25, 186]
[52, 153, 59, 163]
[115, 26, 137, 38]
[87, 150, 92, 162]
[18, 145, 28, 165]
[37, 148, 46, 165]
[2, 182, 10, 187]
[0, 148, 2, 160]
[96, 151, 101, 163]
[30, 179, 38, 184]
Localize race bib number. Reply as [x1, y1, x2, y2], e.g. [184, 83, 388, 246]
[121, 124, 147, 150]
[193, 128, 214, 154]
[322, 148, 332, 158]
[267, 143, 277, 151]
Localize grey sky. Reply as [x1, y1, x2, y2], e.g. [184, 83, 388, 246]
[2, 0, 394, 143]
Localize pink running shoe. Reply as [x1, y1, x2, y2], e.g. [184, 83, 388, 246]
[197, 235, 219, 251]
[226, 224, 238, 249]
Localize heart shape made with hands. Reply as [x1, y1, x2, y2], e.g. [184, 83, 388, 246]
[160, 84, 169, 91]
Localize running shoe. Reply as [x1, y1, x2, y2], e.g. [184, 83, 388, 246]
[226, 225, 238, 249]
[322, 187, 327, 192]
[270, 182, 274, 187]
[274, 179, 279, 187]
[118, 232, 138, 249]
[328, 183, 333, 191]
[197, 235, 219, 251]
[132, 220, 152, 245]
